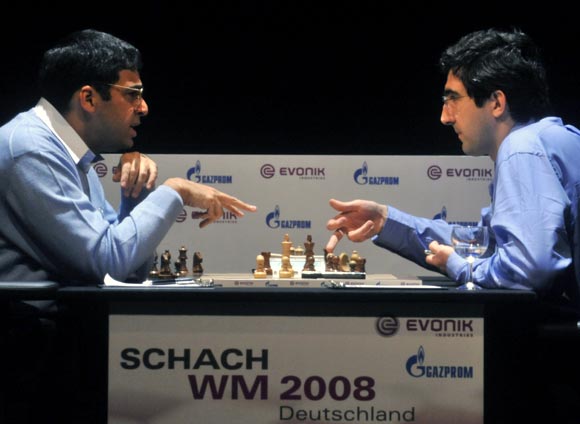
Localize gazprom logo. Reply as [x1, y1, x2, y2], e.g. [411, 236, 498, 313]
[353, 161, 399, 186]
[405, 346, 474, 379]
[432, 207, 477, 227]
[186, 160, 233, 184]
[433, 206, 447, 221]
[265, 205, 312, 229]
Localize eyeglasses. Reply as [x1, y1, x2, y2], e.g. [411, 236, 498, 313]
[441, 93, 467, 108]
[107, 83, 144, 106]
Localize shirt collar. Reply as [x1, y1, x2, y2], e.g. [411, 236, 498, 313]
[33, 98, 98, 172]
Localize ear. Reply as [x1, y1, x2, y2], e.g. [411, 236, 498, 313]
[490, 90, 508, 118]
[79, 85, 97, 112]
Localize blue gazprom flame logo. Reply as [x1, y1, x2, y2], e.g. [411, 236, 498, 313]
[266, 205, 281, 228]
[186, 160, 232, 184]
[353, 161, 369, 185]
[405, 345, 475, 379]
[186, 160, 203, 182]
[353, 161, 399, 186]
[265, 205, 312, 229]
[433, 206, 447, 221]
[406, 346, 426, 377]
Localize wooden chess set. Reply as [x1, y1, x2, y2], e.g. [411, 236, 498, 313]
[141, 234, 423, 288]
[253, 233, 367, 280]
[135, 234, 422, 288]
[147, 234, 368, 281]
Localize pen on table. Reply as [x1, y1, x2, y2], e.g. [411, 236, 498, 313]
[145, 276, 197, 285]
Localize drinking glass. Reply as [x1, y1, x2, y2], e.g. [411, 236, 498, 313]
[451, 225, 489, 290]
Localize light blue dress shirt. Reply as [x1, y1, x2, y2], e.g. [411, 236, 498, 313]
[0, 99, 184, 284]
[373, 117, 580, 303]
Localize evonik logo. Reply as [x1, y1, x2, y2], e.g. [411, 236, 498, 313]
[93, 162, 108, 178]
[427, 164, 492, 181]
[260, 164, 326, 180]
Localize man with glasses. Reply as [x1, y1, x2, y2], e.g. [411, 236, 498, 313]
[324, 27, 580, 421]
[0, 29, 257, 285]
[0, 28, 258, 422]
[326, 27, 580, 306]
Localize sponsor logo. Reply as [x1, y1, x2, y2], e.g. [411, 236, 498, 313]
[94, 162, 108, 178]
[265, 205, 312, 229]
[406, 346, 474, 379]
[375, 316, 400, 337]
[427, 164, 492, 181]
[187, 160, 232, 184]
[353, 162, 399, 186]
[260, 164, 326, 180]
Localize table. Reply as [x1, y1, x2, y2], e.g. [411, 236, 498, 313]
[56, 283, 540, 423]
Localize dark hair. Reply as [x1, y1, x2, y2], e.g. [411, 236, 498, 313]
[38, 29, 142, 112]
[439, 28, 552, 122]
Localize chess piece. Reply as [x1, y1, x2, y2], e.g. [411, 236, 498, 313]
[304, 235, 315, 257]
[261, 251, 273, 276]
[355, 257, 366, 273]
[148, 252, 160, 279]
[254, 254, 267, 278]
[303, 255, 315, 271]
[339, 252, 350, 272]
[279, 255, 294, 278]
[192, 251, 204, 275]
[331, 255, 340, 272]
[281, 234, 292, 258]
[325, 252, 336, 272]
[349, 250, 361, 271]
[159, 249, 173, 278]
[294, 245, 304, 256]
[174, 246, 189, 276]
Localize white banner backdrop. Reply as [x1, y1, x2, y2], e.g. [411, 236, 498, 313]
[108, 314, 484, 424]
[97, 155, 493, 277]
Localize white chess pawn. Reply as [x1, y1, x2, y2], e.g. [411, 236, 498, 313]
[254, 254, 267, 278]
[279, 255, 294, 278]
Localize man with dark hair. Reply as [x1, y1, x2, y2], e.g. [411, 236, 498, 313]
[0, 29, 256, 285]
[325, 27, 580, 422]
[0, 29, 257, 422]
[326, 28, 580, 307]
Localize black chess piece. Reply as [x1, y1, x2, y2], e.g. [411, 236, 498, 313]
[159, 249, 174, 278]
[261, 251, 273, 276]
[355, 257, 366, 273]
[303, 255, 315, 271]
[148, 251, 160, 279]
[174, 246, 189, 276]
[304, 234, 315, 257]
[192, 251, 203, 275]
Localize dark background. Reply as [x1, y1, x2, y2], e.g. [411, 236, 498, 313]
[2, 2, 579, 155]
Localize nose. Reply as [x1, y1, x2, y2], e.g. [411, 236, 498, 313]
[440, 105, 454, 126]
[135, 98, 149, 116]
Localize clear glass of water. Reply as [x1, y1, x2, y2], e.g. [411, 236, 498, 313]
[451, 225, 489, 289]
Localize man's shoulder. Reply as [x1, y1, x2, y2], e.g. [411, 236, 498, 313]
[500, 117, 580, 162]
[0, 109, 58, 155]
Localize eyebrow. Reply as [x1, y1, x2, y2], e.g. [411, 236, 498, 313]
[443, 88, 462, 96]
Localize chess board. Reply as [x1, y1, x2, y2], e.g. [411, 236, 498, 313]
[178, 273, 423, 288]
